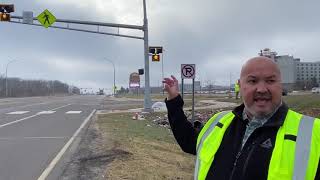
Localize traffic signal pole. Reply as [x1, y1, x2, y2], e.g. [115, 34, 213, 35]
[8, 0, 153, 111]
[142, 0, 152, 111]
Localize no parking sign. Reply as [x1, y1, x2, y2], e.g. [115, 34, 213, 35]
[181, 64, 196, 79]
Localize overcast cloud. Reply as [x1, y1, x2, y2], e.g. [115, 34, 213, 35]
[1, 0, 320, 93]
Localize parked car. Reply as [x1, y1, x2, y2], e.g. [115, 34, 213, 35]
[311, 87, 320, 94]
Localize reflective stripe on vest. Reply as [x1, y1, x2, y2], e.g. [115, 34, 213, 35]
[195, 109, 320, 180]
[194, 111, 233, 180]
[268, 110, 320, 180]
[294, 115, 315, 180]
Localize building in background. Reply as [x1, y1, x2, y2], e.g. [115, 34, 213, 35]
[260, 48, 320, 90]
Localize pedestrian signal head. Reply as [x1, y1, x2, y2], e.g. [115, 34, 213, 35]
[0, 4, 14, 13]
[152, 54, 160, 62]
[0, 12, 10, 21]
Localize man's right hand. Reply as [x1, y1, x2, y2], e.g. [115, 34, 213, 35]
[162, 75, 179, 100]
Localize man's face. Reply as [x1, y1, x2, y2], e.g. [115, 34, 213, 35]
[240, 58, 282, 118]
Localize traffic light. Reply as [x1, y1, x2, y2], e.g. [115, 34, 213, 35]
[152, 54, 160, 62]
[0, 12, 10, 21]
[0, 4, 14, 22]
[0, 4, 14, 13]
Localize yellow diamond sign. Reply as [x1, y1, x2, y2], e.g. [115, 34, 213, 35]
[37, 9, 56, 28]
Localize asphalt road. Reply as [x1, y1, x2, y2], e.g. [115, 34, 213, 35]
[0, 95, 109, 180]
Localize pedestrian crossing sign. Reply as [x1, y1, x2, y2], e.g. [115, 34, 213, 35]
[37, 9, 56, 28]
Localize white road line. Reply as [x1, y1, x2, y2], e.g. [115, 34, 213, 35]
[6, 111, 30, 115]
[23, 137, 66, 139]
[65, 111, 82, 114]
[37, 109, 96, 180]
[0, 137, 66, 140]
[37, 111, 56, 115]
[0, 104, 71, 129]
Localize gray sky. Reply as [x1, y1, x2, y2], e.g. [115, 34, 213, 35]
[1, 0, 320, 93]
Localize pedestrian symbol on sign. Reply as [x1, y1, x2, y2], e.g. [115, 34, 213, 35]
[37, 9, 56, 28]
[43, 12, 50, 25]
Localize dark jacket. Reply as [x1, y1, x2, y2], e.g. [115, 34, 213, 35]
[165, 95, 320, 180]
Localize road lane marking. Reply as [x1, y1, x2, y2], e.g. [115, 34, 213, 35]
[37, 109, 96, 180]
[23, 136, 66, 139]
[37, 111, 56, 115]
[0, 104, 71, 129]
[65, 111, 82, 114]
[6, 111, 30, 115]
[0, 137, 66, 140]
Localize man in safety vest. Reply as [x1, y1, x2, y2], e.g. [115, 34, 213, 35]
[163, 56, 320, 180]
[235, 79, 240, 99]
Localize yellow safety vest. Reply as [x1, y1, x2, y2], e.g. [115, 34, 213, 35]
[235, 83, 240, 92]
[194, 110, 320, 180]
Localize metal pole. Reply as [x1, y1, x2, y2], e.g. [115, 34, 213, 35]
[143, 0, 152, 111]
[181, 78, 184, 99]
[113, 63, 116, 96]
[162, 49, 164, 95]
[5, 65, 8, 97]
[192, 78, 195, 124]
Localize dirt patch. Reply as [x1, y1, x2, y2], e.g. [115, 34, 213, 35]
[97, 113, 195, 180]
[58, 116, 131, 180]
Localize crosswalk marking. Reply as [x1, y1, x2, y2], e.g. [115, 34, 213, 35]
[65, 111, 82, 114]
[6, 111, 30, 115]
[37, 111, 56, 115]
[5, 110, 83, 115]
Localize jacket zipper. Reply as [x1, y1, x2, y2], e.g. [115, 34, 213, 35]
[229, 150, 242, 180]
[241, 142, 256, 177]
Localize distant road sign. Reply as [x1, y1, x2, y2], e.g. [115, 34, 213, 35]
[23, 11, 33, 24]
[37, 9, 56, 28]
[129, 72, 140, 88]
[181, 64, 196, 79]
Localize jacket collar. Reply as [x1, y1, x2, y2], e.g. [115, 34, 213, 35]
[232, 102, 289, 127]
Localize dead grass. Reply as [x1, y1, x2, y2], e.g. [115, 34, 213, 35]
[97, 113, 195, 180]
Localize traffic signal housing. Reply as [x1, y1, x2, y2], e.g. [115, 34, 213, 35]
[0, 12, 10, 21]
[0, 4, 14, 22]
[149, 46, 163, 54]
[0, 4, 14, 13]
[152, 54, 160, 62]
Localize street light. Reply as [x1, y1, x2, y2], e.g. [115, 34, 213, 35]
[105, 59, 116, 96]
[5, 59, 18, 97]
